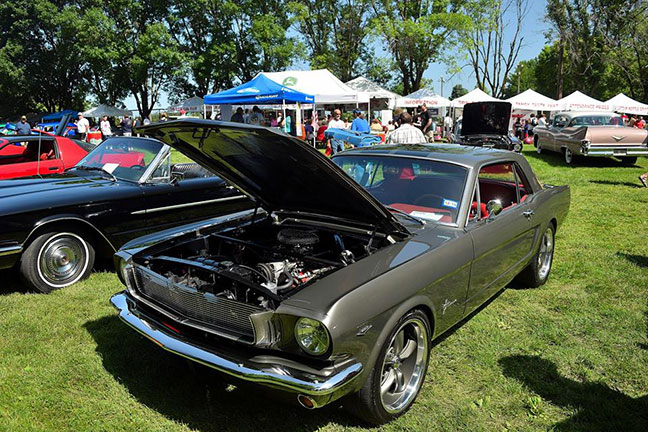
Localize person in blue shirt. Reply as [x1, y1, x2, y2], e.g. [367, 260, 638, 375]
[350, 109, 370, 133]
[16, 116, 32, 135]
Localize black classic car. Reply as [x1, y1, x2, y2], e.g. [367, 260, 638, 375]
[454, 101, 522, 152]
[110, 120, 570, 425]
[0, 136, 250, 293]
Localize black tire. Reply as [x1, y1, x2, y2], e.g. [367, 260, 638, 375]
[514, 224, 555, 288]
[563, 147, 574, 164]
[20, 230, 95, 293]
[346, 309, 431, 425]
[619, 156, 637, 165]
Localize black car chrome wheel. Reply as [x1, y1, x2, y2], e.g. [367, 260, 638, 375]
[20, 230, 95, 293]
[347, 309, 431, 425]
[514, 224, 555, 288]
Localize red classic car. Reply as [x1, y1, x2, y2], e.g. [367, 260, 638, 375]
[0, 133, 93, 180]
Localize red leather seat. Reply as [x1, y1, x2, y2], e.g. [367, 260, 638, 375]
[471, 201, 489, 218]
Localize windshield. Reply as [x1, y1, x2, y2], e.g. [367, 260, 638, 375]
[74, 138, 163, 182]
[333, 155, 468, 224]
[569, 115, 624, 127]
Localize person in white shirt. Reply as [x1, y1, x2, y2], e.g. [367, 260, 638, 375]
[76, 113, 90, 141]
[386, 112, 426, 145]
[327, 109, 346, 154]
[538, 113, 547, 127]
[443, 113, 454, 140]
[100, 115, 112, 139]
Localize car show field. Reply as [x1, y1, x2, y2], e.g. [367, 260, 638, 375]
[0, 147, 646, 431]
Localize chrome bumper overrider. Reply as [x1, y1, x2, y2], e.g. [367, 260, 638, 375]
[110, 292, 363, 407]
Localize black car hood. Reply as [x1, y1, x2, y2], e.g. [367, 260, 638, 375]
[461, 102, 512, 136]
[137, 119, 406, 236]
[0, 173, 109, 200]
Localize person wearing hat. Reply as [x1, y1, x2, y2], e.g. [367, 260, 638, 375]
[76, 112, 90, 140]
[350, 109, 370, 133]
[16, 115, 31, 136]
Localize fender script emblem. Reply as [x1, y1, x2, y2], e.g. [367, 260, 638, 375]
[612, 135, 625, 142]
[442, 299, 457, 315]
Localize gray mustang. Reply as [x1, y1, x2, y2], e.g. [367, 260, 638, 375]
[110, 119, 570, 425]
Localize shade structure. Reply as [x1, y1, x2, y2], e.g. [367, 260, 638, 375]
[605, 93, 648, 115]
[557, 91, 610, 111]
[42, 109, 79, 121]
[396, 88, 451, 108]
[204, 74, 314, 105]
[257, 69, 366, 104]
[451, 88, 500, 107]
[506, 89, 560, 111]
[83, 104, 132, 117]
[345, 76, 401, 108]
[168, 96, 204, 113]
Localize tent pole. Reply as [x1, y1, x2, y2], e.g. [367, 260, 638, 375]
[282, 100, 286, 132]
[203, 104, 207, 119]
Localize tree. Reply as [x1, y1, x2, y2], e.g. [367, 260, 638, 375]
[291, 0, 371, 82]
[461, 0, 529, 98]
[369, 0, 472, 95]
[450, 84, 468, 100]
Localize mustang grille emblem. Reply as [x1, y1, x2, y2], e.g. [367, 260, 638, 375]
[612, 135, 626, 142]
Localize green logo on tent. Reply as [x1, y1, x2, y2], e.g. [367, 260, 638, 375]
[282, 77, 298, 87]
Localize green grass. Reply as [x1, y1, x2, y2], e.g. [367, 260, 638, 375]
[1, 147, 647, 431]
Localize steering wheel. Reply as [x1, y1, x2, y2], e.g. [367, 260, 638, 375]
[129, 164, 144, 170]
[413, 194, 445, 208]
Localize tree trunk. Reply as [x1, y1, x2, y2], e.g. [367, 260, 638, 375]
[556, 36, 564, 99]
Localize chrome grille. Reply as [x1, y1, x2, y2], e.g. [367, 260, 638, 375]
[133, 265, 262, 337]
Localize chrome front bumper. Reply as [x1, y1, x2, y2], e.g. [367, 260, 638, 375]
[110, 292, 363, 407]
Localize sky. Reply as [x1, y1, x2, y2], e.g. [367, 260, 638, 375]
[125, 1, 551, 111]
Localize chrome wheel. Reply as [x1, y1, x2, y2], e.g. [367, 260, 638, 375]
[564, 148, 573, 164]
[380, 317, 429, 414]
[537, 228, 554, 280]
[37, 232, 90, 288]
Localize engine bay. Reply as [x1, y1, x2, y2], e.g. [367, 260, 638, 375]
[133, 218, 386, 310]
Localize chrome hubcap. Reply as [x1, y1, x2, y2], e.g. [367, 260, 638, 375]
[380, 318, 428, 414]
[39, 234, 86, 286]
[565, 149, 572, 163]
[537, 229, 554, 280]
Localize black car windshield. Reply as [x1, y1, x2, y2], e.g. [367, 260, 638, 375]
[333, 155, 468, 224]
[569, 115, 624, 127]
[74, 138, 163, 182]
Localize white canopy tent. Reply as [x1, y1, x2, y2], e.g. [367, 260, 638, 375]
[451, 88, 500, 107]
[506, 89, 560, 111]
[345, 76, 401, 109]
[605, 93, 648, 115]
[557, 91, 611, 111]
[258, 69, 368, 104]
[82, 104, 132, 117]
[168, 96, 204, 114]
[396, 88, 452, 108]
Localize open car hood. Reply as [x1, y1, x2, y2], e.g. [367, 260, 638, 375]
[137, 119, 406, 236]
[461, 102, 512, 136]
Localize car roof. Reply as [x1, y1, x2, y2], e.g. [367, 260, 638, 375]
[335, 143, 524, 168]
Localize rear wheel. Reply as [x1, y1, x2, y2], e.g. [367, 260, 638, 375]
[563, 148, 574, 164]
[619, 156, 637, 165]
[515, 224, 555, 288]
[347, 310, 431, 425]
[20, 230, 95, 293]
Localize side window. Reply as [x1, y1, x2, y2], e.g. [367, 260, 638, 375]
[149, 153, 171, 182]
[478, 162, 518, 211]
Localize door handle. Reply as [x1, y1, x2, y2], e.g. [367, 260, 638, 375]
[48, 166, 58, 171]
[522, 209, 535, 219]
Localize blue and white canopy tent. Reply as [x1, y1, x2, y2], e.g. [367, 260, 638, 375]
[204, 74, 315, 129]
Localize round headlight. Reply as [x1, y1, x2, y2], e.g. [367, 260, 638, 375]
[295, 318, 330, 356]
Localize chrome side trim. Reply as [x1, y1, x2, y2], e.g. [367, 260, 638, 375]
[131, 195, 247, 215]
[110, 292, 363, 399]
[0, 245, 23, 257]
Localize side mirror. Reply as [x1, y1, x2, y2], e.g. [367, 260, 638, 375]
[486, 199, 503, 219]
[170, 171, 184, 185]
